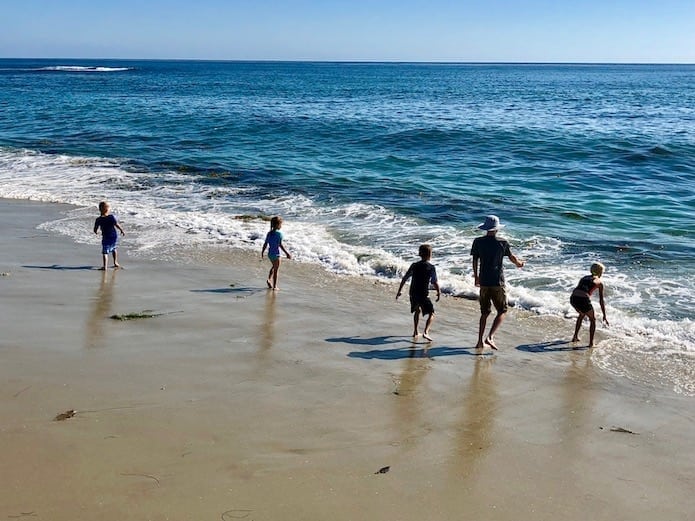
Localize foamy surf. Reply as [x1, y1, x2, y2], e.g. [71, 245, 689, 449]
[1, 145, 692, 395]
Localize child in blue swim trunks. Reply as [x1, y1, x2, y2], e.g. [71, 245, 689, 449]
[261, 216, 291, 290]
[93, 201, 125, 270]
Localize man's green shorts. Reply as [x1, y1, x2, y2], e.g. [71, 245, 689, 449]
[479, 286, 508, 315]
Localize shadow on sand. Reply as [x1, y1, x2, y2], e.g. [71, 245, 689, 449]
[328, 336, 492, 360]
[348, 346, 487, 360]
[516, 340, 589, 353]
[191, 286, 265, 297]
[22, 264, 96, 271]
[326, 335, 411, 347]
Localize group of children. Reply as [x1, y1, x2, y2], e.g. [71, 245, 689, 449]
[94, 204, 608, 348]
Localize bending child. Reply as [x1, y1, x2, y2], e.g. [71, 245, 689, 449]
[570, 262, 609, 347]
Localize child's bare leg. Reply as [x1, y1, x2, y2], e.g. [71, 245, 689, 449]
[423, 313, 435, 341]
[271, 259, 281, 289]
[266, 265, 274, 288]
[100, 253, 108, 270]
[587, 311, 597, 347]
[112, 250, 120, 268]
[412, 309, 420, 337]
[572, 313, 585, 342]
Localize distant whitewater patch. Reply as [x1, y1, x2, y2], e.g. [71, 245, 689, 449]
[36, 65, 133, 73]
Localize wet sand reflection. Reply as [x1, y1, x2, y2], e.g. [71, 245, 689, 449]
[85, 269, 117, 348]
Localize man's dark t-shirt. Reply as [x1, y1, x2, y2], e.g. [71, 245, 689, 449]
[470, 235, 511, 287]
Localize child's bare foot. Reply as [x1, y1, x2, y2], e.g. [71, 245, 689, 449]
[587, 343, 594, 348]
[571, 336, 580, 343]
[484, 337, 498, 350]
[113, 264, 121, 269]
[423, 332, 433, 341]
[266, 280, 272, 289]
[98, 267, 106, 271]
[474, 342, 485, 350]
[412, 332, 420, 339]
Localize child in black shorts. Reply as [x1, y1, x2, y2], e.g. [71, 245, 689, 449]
[396, 244, 441, 341]
[570, 262, 609, 348]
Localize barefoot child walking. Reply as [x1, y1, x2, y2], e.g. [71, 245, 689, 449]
[261, 216, 291, 290]
[93, 201, 125, 270]
[396, 244, 441, 341]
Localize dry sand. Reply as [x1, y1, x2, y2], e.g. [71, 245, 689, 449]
[1, 199, 693, 520]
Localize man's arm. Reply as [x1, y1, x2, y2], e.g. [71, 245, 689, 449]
[472, 255, 480, 287]
[508, 251, 524, 268]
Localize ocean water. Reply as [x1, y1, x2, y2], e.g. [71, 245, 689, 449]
[1, 59, 693, 394]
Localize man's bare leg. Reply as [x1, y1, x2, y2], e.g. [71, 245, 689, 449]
[484, 311, 506, 350]
[475, 313, 489, 349]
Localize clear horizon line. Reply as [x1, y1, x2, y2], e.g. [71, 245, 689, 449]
[1, 56, 693, 66]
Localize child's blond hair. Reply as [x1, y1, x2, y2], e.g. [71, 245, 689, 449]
[590, 262, 605, 277]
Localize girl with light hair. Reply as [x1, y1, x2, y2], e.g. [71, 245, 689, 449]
[570, 262, 609, 347]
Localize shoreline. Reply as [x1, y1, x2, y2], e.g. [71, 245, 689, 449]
[1, 198, 693, 520]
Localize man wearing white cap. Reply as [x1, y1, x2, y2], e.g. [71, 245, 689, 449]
[470, 215, 525, 350]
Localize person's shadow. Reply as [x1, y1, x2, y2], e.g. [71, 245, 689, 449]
[23, 264, 95, 270]
[326, 335, 408, 347]
[190, 286, 265, 298]
[347, 346, 483, 360]
[516, 340, 589, 353]
[329, 334, 485, 360]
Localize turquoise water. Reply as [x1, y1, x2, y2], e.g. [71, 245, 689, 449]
[0, 59, 693, 392]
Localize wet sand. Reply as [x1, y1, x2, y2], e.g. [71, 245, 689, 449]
[1, 198, 693, 520]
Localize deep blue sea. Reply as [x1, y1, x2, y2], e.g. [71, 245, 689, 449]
[1, 59, 693, 393]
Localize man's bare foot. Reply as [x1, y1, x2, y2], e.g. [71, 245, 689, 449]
[474, 342, 485, 350]
[412, 332, 420, 339]
[423, 332, 433, 341]
[571, 336, 580, 343]
[484, 337, 498, 350]
[587, 343, 594, 348]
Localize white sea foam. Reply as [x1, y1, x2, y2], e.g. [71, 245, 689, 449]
[37, 65, 133, 73]
[1, 147, 693, 393]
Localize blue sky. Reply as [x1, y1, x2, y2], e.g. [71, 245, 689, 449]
[1, 0, 693, 63]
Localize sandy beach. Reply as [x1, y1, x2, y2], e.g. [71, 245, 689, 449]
[1, 198, 693, 521]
